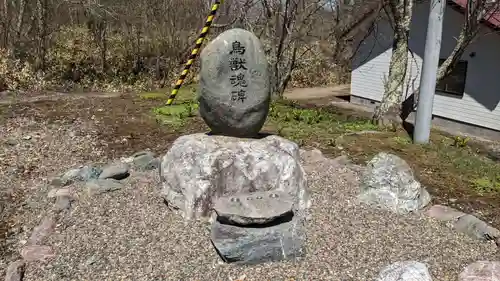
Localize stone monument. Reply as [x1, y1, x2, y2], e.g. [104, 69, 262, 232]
[160, 28, 310, 265]
[198, 28, 270, 137]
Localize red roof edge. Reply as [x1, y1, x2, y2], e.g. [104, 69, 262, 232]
[451, 0, 500, 28]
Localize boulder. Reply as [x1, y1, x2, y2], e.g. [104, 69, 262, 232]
[358, 152, 431, 214]
[459, 261, 500, 281]
[160, 133, 310, 220]
[375, 261, 433, 281]
[199, 28, 270, 137]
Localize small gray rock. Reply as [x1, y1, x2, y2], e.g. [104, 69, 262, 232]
[214, 191, 293, 225]
[86, 179, 123, 195]
[132, 151, 159, 171]
[5, 260, 25, 281]
[211, 214, 305, 264]
[199, 28, 270, 137]
[51, 166, 102, 186]
[77, 165, 103, 181]
[50, 168, 81, 187]
[54, 196, 72, 211]
[5, 138, 17, 146]
[98, 162, 130, 180]
[453, 214, 500, 241]
[375, 261, 433, 281]
[359, 152, 431, 214]
[47, 187, 73, 198]
[459, 261, 500, 281]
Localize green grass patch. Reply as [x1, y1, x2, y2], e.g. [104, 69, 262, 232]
[266, 100, 380, 145]
[152, 101, 199, 128]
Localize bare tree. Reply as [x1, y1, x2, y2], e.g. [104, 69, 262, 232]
[436, 0, 499, 86]
[399, 0, 500, 120]
[372, 0, 414, 127]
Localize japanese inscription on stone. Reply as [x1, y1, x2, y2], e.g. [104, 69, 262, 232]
[199, 28, 270, 137]
[229, 41, 247, 103]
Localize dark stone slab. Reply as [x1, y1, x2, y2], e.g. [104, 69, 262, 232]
[211, 214, 306, 264]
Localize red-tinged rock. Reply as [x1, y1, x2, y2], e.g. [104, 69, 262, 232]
[27, 216, 55, 245]
[459, 261, 500, 281]
[425, 204, 465, 222]
[21, 245, 56, 262]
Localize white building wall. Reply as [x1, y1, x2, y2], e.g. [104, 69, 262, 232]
[351, 1, 500, 131]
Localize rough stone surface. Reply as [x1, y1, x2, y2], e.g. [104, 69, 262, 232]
[47, 187, 73, 198]
[211, 214, 306, 264]
[27, 215, 55, 245]
[5, 260, 25, 281]
[160, 133, 309, 220]
[299, 148, 326, 163]
[459, 261, 500, 281]
[21, 245, 56, 262]
[426, 205, 466, 222]
[131, 151, 158, 171]
[359, 152, 431, 214]
[454, 214, 500, 241]
[98, 162, 130, 180]
[54, 195, 72, 211]
[85, 179, 123, 195]
[214, 190, 293, 225]
[199, 28, 270, 137]
[76, 165, 103, 181]
[375, 261, 433, 281]
[49, 165, 103, 186]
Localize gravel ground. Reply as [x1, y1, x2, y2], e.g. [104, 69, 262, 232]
[1, 94, 499, 280]
[14, 157, 500, 281]
[0, 114, 107, 277]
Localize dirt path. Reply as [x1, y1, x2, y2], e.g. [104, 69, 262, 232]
[283, 84, 350, 100]
[0, 91, 123, 105]
[0, 85, 351, 106]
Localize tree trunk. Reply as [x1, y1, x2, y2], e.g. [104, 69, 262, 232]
[1, 0, 9, 48]
[15, 0, 26, 44]
[372, 0, 413, 128]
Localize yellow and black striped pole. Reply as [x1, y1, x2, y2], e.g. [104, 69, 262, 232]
[166, 0, 223, 105]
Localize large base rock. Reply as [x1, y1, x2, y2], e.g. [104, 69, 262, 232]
[160, 133, 310, 220]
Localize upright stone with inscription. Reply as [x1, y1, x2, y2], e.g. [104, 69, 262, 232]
[199, 28, 270, 137]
